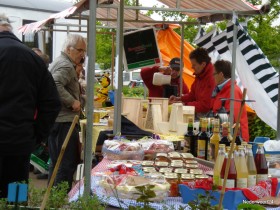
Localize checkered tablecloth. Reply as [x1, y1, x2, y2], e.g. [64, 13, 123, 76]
[68, 159, 280, 210]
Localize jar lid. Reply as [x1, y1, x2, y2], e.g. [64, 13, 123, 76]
[185, 164, 198, 169]
[174, 168, 188, 174]
[185, 160, 198, 164]
[142, 167, 157, 173]
[181, 173, 195, 179]
[195, 174, 209, 179]
[180, 153, 194, 159]
[170, 162, 184, 167]
[155, 162, 169, 167]
[168, 152, 181, 158]
[156, 153, 168, 157]
[142, 161, 154, 166]
[164, 173, 178, 179]
[189, 169, 203, 175]
[171, 160, 184, 164]
[159, 168, 173, 173]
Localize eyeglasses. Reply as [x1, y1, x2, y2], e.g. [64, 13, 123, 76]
[72, 47, 86, 53]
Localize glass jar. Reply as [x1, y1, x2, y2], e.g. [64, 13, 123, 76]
[174, 168, 188, 175]
[164, 173, 179, 197]
[168, 152, 182, 160]
[195, 174, 209, 180]
[155, 153, 170, 163]
[185, 164, 199, 170]
[181, 173, 195, 185]
[181, 153, 194, 161]
[170, 162, 184, 171]
[142, 167, 157, 173]
[142, 161, 154, 167]
[185, 160, 198, 165]
[159, 167, 173, 174]
[189, 169, 203, 175]
[154, 161, 169, 171]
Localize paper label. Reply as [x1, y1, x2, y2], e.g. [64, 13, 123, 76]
[221, 179, 235, 188]
[248, 175, 257, 187]
[197, 140, 205, 158]
[256, 174, 268, 183]
[237, 178, 247, 188]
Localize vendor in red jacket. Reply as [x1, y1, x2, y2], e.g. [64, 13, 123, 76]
[211, 60, 249, 141]
[169, 48, 216, 118]
[140, 57, 189, 98]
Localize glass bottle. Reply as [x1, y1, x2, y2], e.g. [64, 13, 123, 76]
[219, 122, 231, 146]
[197, 118, 209, 160]
[235, 146, 248, 188]
[241, 142, 248, 156]
[213, 144, 226, 186]
[209, 119, 221, 161]
[220, 152, 237, 188]
[246, 144, 257, 187]
[234, 124, 243, 146]
[255, 143, 268, 183]
[183, 117, 195, 156]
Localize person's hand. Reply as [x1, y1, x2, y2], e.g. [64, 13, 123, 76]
[169, 95, 180, 104]
[72, 100, 81, 111]
[159, 66, 172, 75]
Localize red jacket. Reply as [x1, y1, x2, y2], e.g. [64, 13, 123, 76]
[140, 66, 189, 98]
[181, 63, 215, 114]
[211, 80, 249, 141]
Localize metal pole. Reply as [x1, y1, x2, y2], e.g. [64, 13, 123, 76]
[180, 23, 184, 97]
[277, 73, 280, 139]
[113, 0, 124, 134]
[111, 34, 115, 89]
[84, 0, 97, 196]
[230, 12, 237, 133]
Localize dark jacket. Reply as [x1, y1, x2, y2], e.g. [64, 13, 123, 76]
[181, 63, 216, 116]
[0, 31, 61, 155]
[141, 66, 189, 97]
[211, 80, 249, 141]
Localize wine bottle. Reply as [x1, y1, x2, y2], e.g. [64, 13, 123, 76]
[219, 122, 231, 146]
[220, 152, 237, 188]
[255, 143, 268, 183]
[209, 119, 221, 161]
[213, 144, 226, 186]
[183, 117, 195, 155]
[197, 118, 209, 160]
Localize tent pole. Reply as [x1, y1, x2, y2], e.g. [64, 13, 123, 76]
[113, 0, 124, 134]
[84, 0, 97, 196]
[180, 23, 184, 97]
[230, 12, 238, 134]
[277, 73, 280, 139]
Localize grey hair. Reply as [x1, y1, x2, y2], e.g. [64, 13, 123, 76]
[0, 13, 13, 32]
[62, 34, 86, 52]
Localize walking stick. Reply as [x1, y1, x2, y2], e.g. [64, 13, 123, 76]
[218, 88, 252, 210]
[40, 115, 79, 210]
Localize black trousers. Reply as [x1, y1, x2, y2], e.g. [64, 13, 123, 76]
[0, 154, 30, 198]
[48, 122, 80, 192]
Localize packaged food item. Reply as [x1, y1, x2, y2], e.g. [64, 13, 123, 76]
[168, 152, 182, 160]
[154, 153, 170, 162]
[159, 167, 173, 174]
[142, 161, 154, 167]
[185, 164, 199, 170]
[164, 173, 179, 197]
[181, 153, 194, 160]
[174, 168, 188, 174]
[185, 160, 198, 165]
[143, 167, 157, 173]
[195, 174, 209, 180]
[181, 173, 195, 184]
[189, 169, 203, 175]
[155, 162, 169, 171]
[170, 162, 184, 172]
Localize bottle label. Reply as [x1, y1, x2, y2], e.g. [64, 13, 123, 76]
[221, 179, 235, 188]
[209, 143, 215, 162]
[256, 174, 268, 183]
[197, 140, 205, 159]
[248, 175, 257, 187]
[184, 137, 191, 153]
[237, 178, 247, 188]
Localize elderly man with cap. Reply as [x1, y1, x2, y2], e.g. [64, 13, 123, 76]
[140, 57, 189, 98]
[0, 14, 61, 198]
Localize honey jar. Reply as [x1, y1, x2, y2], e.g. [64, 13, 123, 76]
[155, 153, 170, 163]
[181, 173, 195, 184]
[174, 168, 188, 174]
[142, 161, 154, 167]
[142, 167, 157, 173]
[195, 174, 209, 180]
[164, 173, 179, 197]
[185, 160, 198, 165]
[180, 153, 194, 160]
[154, 161, 169, 171]
[168, 152, 182, 160]
[159, 167, 173, 174]
[185, 164, 199, 170]
[189, 169, 203, 175]
[170, 161, 184, 171]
